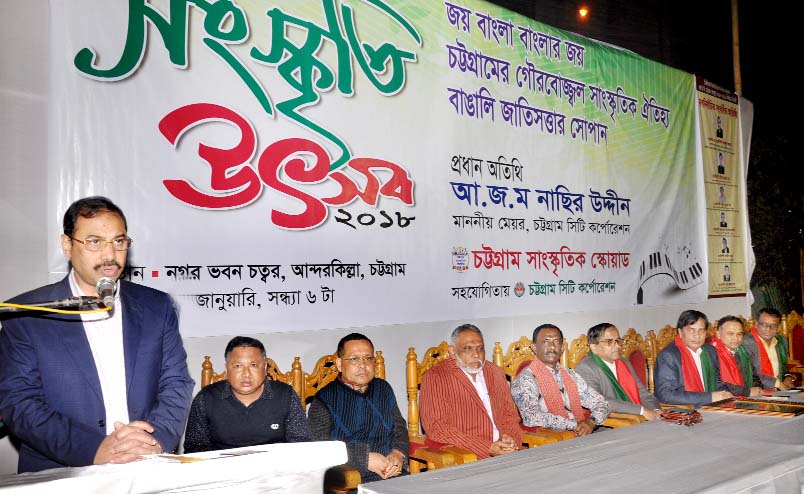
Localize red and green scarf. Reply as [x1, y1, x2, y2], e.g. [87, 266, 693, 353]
[587, 351, 641, 405]
[674, 335, 717, 392]
[750, 327, 788, 383]
[529, 359, 586, 420]
[711, 337, 744, 387]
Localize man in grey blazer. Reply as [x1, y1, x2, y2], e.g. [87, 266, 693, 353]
[576, 323, 661, 421]
[741, 308, 792, 391]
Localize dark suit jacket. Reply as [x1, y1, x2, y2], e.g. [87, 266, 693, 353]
[654, 344, 727, 408]
[575, 356, 660, 415]
[718, 348, 762, 397]
[742, 334, 789, 390]
[0, 276, 194, 472]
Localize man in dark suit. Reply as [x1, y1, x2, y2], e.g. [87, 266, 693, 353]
[710, 316, 762, 397]
[576, 323, 661, 420]
[0, 196, 194, 472]
[654, 310, 733, 407]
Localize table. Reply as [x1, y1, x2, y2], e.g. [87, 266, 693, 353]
[360, 412, 804, 494]
[0, 441, 346, 493]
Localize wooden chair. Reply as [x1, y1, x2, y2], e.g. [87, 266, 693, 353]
[405, 342, 477, 473]
[783, 311, 804, 374]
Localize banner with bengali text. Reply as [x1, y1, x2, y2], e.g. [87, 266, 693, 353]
[47, 0, 709, 336]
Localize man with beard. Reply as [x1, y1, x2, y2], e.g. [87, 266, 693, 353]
[0, 196, 194, 472]
[419, 324, 522, 459]
[511, 324, 609, 435]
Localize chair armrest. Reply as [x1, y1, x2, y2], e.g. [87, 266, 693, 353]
[324, 464, 362, 494]
[521, 431, 560, 448]
[603, 412, 645, 428]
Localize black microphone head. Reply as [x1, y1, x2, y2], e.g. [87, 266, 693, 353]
[96, 277, 117, 310]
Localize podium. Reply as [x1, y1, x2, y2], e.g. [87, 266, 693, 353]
[0, 441, 346, 493]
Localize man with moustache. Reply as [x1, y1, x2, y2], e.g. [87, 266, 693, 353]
[654, 310, 733, 407]
[575, 323, 661, 421]
[511, 324, 609, 435]
[710, 316, 762, 397]
[309, 333, 409, 482]
[419, 324, 522, 459]
[0, 196, 194, 472]
[742, 308, 792, 391]
[184, 336, 310, 453]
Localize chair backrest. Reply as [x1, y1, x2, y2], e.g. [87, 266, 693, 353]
[406, 342, 450, 437]
[301, 351, 386, 405]
[564, 334, 589, 369]
[620, 328, 651, 386]
[200, 355, 304, 397]
[498, 336, 534, 381]
[652, 325, 677, 356]
[784, 310, 803, 363]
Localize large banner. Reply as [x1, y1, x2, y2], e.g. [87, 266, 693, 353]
[48, 0, 708, 336]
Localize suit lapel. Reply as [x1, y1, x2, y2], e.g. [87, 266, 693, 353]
[51, 276, 104, 403]
[120, 282, 143, 393]
[449, 359, 486, 411]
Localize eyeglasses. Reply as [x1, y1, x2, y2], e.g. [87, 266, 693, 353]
[758, 322, 779, 330]
[343, 356, 375, 366]
[70, 236, 132, 252]
[598, 338, 624, 347]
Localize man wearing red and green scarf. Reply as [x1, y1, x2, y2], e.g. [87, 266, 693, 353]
[576, 323, 661, 420]
[654, 310, 733, 408]
[710, 316, 762, 397]
[741, 308, 791, 391]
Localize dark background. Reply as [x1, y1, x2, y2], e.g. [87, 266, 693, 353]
[488, 0, 803, 314]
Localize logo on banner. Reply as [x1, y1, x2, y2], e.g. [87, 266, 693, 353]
[452, 247, 469, 272]
[514, 282, 525, 297]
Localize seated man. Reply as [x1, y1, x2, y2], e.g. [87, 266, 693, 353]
[742, 307, 791, 391]
[420, 324, 522, 459]
[576, 323, 661, 421]
[511, 324, 609, 436]
[184, 336, 310, 453]
[710, 316, 762, 397]
[654, 310, 733, 407]
[308, 333, 408, 482]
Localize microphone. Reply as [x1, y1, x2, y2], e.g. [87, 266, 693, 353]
[96, 277, 117, 310]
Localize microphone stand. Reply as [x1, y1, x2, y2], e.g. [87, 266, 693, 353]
[0, 296, 100, 313]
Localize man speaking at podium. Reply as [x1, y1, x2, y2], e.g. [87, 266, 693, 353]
[0, 196, 194, 473]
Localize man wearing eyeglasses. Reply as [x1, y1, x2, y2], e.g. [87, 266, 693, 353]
[654, 310, 733, 407]
[741, 308, 792, 391]
[309, 333, 409, 482]
[576, 323, 661, 421]
[0, 196, 194, 473]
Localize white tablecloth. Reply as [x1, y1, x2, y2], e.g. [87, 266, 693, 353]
[0, 441, 347, 493]
[360, 412, 804, 494]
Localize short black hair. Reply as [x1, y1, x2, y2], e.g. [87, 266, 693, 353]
[450, 323, 482, 345]
[587, 323, 615, 344]
[63, 196, 127, 237]
[337, 333, 373, 357]
[758, 307, 782, 319]
[533, 324, 563, 342]
[676, 310, 708, 330]
[224, 336, 266, 360]
[717, 315, 743, 331]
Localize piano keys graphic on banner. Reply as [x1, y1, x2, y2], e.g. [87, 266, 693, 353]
[636, 247, 703, 304]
